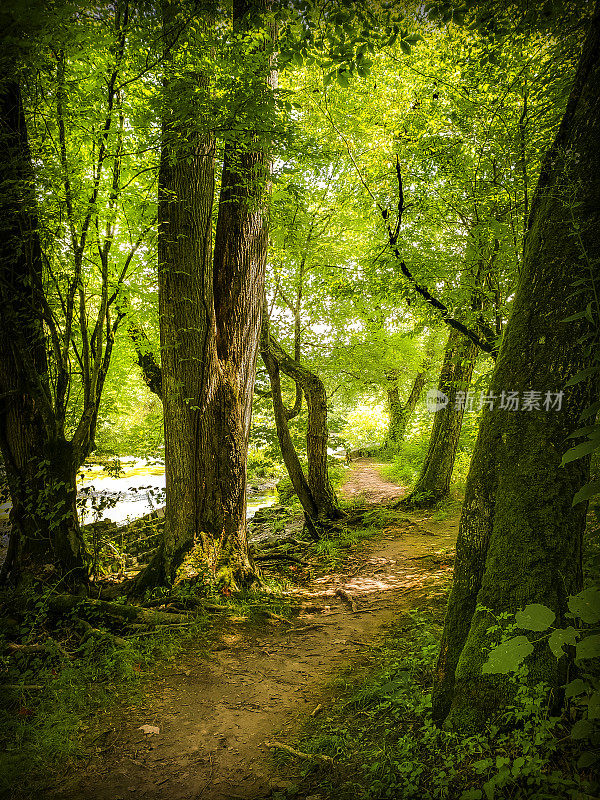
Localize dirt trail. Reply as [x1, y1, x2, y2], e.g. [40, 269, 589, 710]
[46, 462, 459, 800]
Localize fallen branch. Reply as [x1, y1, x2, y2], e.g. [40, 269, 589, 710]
[5, 643, 46, 654]
[74, 618, 128, 648]
[264, 740, 334, 766]
[2, 684, 43, 690]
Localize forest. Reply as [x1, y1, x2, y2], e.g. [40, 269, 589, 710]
[0, 0, 599, 798]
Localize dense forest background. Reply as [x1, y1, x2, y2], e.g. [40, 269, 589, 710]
[0, 0, 599, 797]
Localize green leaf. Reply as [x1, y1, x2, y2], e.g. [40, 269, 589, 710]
[548, 626, 579, 658]
[571, 718, 594, 740]
[576, 634, 600, 661]
[580, 400, 600, 421]
[572, 481, 600, 505]
[336, 70, 350, 88]
[482, 636, 533, 675]
[562, 310, 587, 323]
[515, 603, 555, 632]
[400, 40, 411, 54]
[565, 678, 588, 698]
[577, 751, 599, 768]
[460, 790, 483, 800]
[567, 425, 599, 439]
[568, 588, 600, 624]
[561, 439, 600, 466]
[565, 366, 600, 387]
[588, 690, 600, 720]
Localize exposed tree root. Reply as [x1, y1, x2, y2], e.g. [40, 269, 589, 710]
[264, 740, 334, 766]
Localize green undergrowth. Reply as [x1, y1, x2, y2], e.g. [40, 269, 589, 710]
[271, 609, 597, 800]
[0, 572, 302, 797]
[0, 585, 213, 797]
[310, 503, 408, 574]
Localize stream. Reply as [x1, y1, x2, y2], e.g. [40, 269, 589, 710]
[77, 458, 277, 526]
[0, 459, 278, 547]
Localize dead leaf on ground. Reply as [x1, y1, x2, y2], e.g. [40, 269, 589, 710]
[138, 724, 160, 735]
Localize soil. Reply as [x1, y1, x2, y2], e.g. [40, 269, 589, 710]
[43, 461, 459, 800]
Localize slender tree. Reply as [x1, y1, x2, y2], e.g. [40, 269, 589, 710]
[383, 335, 435, 451]
[0, 3, 148, 586]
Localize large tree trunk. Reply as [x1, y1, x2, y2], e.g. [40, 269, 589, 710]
[264, 333, 343, 520]
[0, 79, 86, 586]
[401, 327, 478, 508]
[432, 2, 600, 731]
[132, 0, 274, 593]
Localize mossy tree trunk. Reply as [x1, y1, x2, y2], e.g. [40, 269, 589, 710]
[132, 0, 275, 593]
[402, 327, 478, 508]
[432, 2, 600, 731]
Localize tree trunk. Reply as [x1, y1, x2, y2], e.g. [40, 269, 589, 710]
[0, 78, 86, 586]
[402, 327, 478, 508]
[265, 334, 343, 520]
[384, 357, 431, 451]
[432, 2, 600, 731]
[260, 316, 319, 522]
[132, 0, 274, 593]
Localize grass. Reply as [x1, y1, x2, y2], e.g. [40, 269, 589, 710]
[268, 605, 596, 800]
[0, 611, 210, 798]
[0, 567, 307, 798]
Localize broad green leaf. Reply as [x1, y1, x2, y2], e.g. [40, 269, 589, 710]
[576, 634, 600, 661]
[572, 481, 600, 505]
[588, 690, 600, 720]
[515, 603, 555, 632]
[568, 588, 600, 624]
[580, 401, 600, 420]
[336, 70, 350, 88]
[577, 751, 599, 768]
[571, 719, 594, 740]
[548, 626, 579, 658]
[565, 365, 600, 387]
[482, 636, 533, 674]
[567, 425, 599, 439]
[565, 678, 588, 698]
[400, 40, 411, 55]
[561, 440, 600, 465]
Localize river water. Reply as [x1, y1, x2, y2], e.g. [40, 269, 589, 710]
[0, 459, 277, 533]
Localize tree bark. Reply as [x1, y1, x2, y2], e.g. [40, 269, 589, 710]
[432, 1, 600, 731]
[132, 0, 275, 593]
[260, 316, 319, 523]
[264, 333, 343, 520]
[401, 327, 478, 508]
